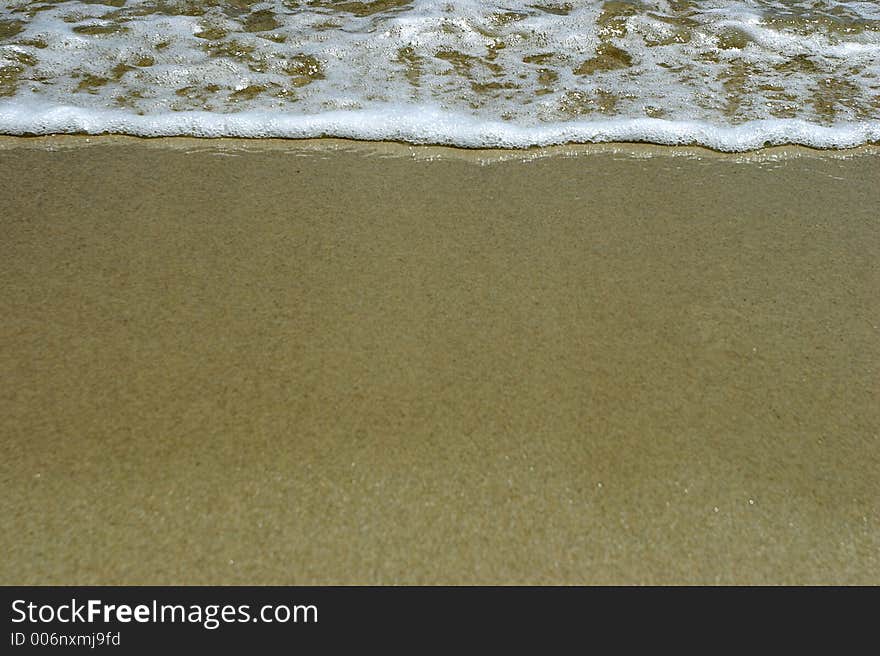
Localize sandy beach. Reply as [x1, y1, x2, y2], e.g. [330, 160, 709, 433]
[0, 136, 877, 584]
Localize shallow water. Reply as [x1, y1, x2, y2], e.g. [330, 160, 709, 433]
[1, 1, 879, 149]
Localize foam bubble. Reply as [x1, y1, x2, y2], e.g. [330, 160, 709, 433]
[0, 0, 878, 150]
[2, 99, 877, 151]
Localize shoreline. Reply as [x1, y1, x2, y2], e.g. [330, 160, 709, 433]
[1, 135, 878, 584]
[2, 133, 880, 162]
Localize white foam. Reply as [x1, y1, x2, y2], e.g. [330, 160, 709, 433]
[2, 99, 878, 151]
[0, 0, 878, 150]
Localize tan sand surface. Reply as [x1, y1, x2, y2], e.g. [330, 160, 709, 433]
[1, 137, 878, 584]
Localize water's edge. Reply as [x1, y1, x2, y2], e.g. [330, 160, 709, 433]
[2, 133, 878, 165]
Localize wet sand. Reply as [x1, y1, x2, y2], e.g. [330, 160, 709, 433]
[0, 137, 878, 584]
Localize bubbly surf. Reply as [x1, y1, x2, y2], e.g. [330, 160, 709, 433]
[1, 0, 879, 150]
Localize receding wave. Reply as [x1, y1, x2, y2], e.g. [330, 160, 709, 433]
[1, 0, 879, 150]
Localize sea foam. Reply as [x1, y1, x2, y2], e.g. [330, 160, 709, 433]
[1, 100, 879, 151]
[1, 0, 878, 151]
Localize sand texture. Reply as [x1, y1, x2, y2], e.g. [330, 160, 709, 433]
[1, 137, 878, 584]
